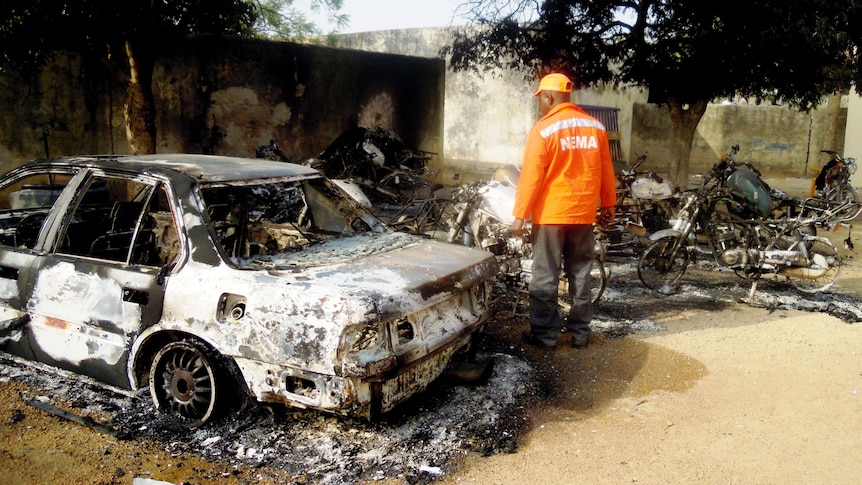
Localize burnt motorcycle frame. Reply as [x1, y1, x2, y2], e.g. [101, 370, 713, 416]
[446, 180, 609, 307]
[811, 150, 859, 222]
[637, 170, 846, 297]
[602, 154, 678, 259]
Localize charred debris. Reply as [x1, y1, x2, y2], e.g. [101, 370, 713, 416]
[294, 127, 450, 237]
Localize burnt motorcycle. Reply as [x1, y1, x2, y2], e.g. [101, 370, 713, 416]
[305, 127, 434, 205]
[446, 165, 609, 306]
[604, 154, 677, 257]
[811, 150, 859, 222]
[715, 145, 812, 222]
[637, 159, 847, 296]
[710, 145, 862, 239]
[814, 150, 857, 200]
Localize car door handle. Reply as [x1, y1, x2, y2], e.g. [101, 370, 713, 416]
[122, 288, 149, 305]
[0, 265, 18, 280]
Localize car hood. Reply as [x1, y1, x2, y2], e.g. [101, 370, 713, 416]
[238, 231, 497, 359]
[237, 232, 419, 269]
[237, 232, 497, 305]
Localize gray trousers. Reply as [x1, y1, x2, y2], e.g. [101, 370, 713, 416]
[528, 224, 594, 345]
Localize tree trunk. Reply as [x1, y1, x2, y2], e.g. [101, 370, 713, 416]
[124, 38, 156, 155]
[666, 97, 709, 188]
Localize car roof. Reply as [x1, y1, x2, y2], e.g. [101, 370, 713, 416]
[25, 154, 320, 182]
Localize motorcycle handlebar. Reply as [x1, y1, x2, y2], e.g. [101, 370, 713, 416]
[631, 154, 648, 171]
[712, 158, 762, 179]
[742, 161, 761, 176]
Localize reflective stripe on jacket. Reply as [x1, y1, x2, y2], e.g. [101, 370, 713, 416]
[513, 102, 617, 225]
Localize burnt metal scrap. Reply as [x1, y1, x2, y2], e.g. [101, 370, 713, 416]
[25, 398, 125, 438]
[306, 127, 435, 204]
[381, 196, 454, 237]
[255, 139, 291, 162]
[0, 154, 498, 428]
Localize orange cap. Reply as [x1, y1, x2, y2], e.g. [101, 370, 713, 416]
[533, 73, 573, 96]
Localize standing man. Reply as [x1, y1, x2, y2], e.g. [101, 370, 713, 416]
[511, 73, 616, 350]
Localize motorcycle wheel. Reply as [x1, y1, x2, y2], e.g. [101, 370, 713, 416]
[787, 237, 843, 293]
[825, 184, 859, 221]
[637, 235, 691, 293]
[591, 257, 608, 305]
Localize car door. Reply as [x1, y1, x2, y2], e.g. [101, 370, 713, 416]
[24, 171, 181, 388]
[0, 167, 84, 359]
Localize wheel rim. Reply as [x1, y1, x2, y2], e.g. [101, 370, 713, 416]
[150, 342, 218, 424]
[788, 239, 843, 293]
[638, 236, 690, 292]
[589, 257, 608, 305]
[826, 186, 859, 221]
[558, 249, 608, 310]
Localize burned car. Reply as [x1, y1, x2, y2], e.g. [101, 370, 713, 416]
[0, 154, 496, 425]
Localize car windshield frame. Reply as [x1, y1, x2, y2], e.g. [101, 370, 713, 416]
[197, 175, 387, 267]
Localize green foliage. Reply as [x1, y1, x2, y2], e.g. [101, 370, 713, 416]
[254, 0, 348, 44]
[447, 0, 862, 109]
[0, 0, 347, 77]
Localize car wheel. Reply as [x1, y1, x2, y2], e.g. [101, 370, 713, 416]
[149, 340, 225, 426]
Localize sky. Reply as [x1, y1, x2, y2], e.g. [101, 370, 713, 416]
[307, 0, 471, 33]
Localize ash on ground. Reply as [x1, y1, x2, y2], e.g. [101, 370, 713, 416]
[598, 259, 862, 325]
[1, 344, 537, 485]
[2, 258, 860, 484]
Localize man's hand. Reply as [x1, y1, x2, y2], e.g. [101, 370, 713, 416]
[598, 207, 615, 226]
[510, 217, 525, 237]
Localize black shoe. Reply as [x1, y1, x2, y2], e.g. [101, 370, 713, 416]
[522, 330, 556, 350]
[572, 336, 589, 349]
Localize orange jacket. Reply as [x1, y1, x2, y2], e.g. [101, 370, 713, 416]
[513, 102, 616, 225]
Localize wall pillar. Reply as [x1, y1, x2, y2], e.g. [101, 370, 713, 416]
[845, 89, 862, 187]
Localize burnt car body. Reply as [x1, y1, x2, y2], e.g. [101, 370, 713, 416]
[0, 154, 496, 425]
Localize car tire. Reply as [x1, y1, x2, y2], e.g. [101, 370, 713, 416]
[149, 339, 229, 427]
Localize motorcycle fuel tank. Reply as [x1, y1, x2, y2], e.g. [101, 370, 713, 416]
[727, 169, 772, 217]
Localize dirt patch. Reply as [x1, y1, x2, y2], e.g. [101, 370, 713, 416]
[440, 229, 862, 484]
[1, 227, 861, 484]
[441, 306, 862, 484]
[0, 378, 296, 484]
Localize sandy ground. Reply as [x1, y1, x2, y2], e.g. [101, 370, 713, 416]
[1, 178, 861, 484]
[442, 296, 862, 484]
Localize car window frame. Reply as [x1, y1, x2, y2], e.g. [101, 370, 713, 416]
[196, 174, 387, 266]
[0, 166, 85, 253]
[50, 169, 186, 271]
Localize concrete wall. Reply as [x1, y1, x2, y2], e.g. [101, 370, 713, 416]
[1, 28, 851, 188]
[337, 28, 848, 184]
[336, 28, 648, 184]
[0, 36, 445, 175]
[0, 55, 126, 166]
[631, 97, 847, 178]
[846, 91, 862, 187]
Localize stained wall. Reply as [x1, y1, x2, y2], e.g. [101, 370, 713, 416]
[0, 36, 445, 175]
